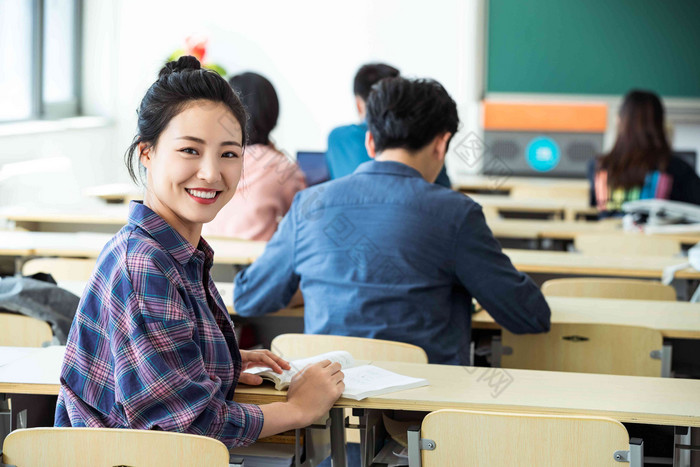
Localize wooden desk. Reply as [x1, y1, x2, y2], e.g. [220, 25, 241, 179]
[235, 360, 700, 428]
[504, 248, 700, 279]
[0, 231, 264, 266]
[487, 218, 700, 245]
[82, 183, 142, 204]
[473, 296, 700, 339]
[469, 194, 597, 221]
[454, 175, 589, 194]
[0, 205, 129, 233]
[3, 347, 700, 428]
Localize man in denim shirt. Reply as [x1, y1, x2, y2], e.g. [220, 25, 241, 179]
[235, 77, 550, 365]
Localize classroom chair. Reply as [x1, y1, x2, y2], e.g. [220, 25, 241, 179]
[270, 333, 428, 457]
[541, 278, 677, 301]
[0, 427, 230, 467]
[0, 313, 53, 347]
[573, 233, 681, 257]
[501, 323, 668, 377]
[21, 257, 97, 281]
[407, 409, 641, 466]
[270, 333, 429, 363]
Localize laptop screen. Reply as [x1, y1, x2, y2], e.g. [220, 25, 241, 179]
[297, 151, 330, 186]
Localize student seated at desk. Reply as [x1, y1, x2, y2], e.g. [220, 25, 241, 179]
[54, 57, 344, 448]
[235, 77, 551, 365]
[588, 89, 700, 216]
[326, 62, 451, 187]
[203, 72, 306, 241]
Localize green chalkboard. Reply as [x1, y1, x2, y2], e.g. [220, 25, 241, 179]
[487, 0, 700, 97]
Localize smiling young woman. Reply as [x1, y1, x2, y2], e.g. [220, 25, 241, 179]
[54, 56, 344, 448]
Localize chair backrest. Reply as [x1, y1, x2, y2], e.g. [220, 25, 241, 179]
[510, 184, 589, 201]
[419, 409, 630, 466]
[574, 233, 681, 256]
[22, 258, 97, 281]
[0, 313, 53, 347]
[501, 322, 663, 377]
[542, 278, 677, 301]
[271, 334, 428, 363]
[1, 427, 230, 467]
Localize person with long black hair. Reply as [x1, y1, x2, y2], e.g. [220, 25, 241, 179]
[589, 89, 700, 216]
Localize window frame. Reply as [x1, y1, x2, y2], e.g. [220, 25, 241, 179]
[3, 0, 83, 123]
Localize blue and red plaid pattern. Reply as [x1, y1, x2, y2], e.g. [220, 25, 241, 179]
[55, 201, 263, 448]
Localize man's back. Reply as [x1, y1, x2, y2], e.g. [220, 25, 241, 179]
[234, 160, 550, 364]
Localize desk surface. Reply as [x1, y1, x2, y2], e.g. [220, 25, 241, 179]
[487, 218, 700, 245]
[454, 175, 590, 193]
[0, 205, 129, 226]
[0, 231, 265, 266]
[4, 232, 697, 279]
[473, 296, 700, 339]
[504, 248, 699, 279]
[2, 347, 700, 428]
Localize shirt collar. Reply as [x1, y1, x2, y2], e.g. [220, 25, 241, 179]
[353, 160, 424, 179]
[127, 201, 213, 267]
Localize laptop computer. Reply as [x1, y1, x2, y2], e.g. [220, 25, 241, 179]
[296, 151, 330, 186]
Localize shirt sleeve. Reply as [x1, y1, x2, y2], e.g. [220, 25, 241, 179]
[116, 253, 263, 448]
[234, 196, 301, 316]
[455, 203, 551, 334]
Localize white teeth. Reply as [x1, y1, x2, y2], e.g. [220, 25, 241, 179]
[187, 189, 217, 199]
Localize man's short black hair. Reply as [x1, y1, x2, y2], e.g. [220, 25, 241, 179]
[353, 63, 400, 101]
[366, 77, 459, 154]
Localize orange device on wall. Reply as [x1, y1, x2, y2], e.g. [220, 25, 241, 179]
[479, 100, 607, 178]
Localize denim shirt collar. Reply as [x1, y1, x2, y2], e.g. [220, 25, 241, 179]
[353, 160, 424, 179]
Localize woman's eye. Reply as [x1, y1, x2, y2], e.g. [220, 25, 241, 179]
[180, 148, 198, 155]
[222, 152, 240, 159]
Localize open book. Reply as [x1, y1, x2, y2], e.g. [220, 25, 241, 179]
[243, 351, 428, 401]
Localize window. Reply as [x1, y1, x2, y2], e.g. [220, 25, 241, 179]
[0, 0, 82, 123]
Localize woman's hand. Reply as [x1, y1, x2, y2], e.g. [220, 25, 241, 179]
[238, 349, 291, 385]
[286, 360, 345, 426]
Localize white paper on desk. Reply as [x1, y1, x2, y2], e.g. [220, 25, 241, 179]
[0, 345, 65, 385]
[0, 347, 40, 368]
[342, 365, 429, 401]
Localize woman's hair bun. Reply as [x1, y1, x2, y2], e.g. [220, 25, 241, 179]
[159, 55, 202, 79]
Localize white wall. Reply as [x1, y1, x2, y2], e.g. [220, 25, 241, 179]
[1, 0, 699, 208]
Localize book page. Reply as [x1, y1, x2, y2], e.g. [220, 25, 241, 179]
[243, 350, 355, 389]
[342, 365, 428, 400]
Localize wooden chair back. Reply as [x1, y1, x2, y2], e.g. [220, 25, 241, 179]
[542, 278, 676, 301]
[1, 427, 230, 467]
[574, 233, 681, 256]
[271, 333, 427, 445]
[502, 323, 663, 377]
[271, 333, 428, 363]
[419, 409, 630, 466]
[0, 313, 53, 347]
[22, 258, 97, 281]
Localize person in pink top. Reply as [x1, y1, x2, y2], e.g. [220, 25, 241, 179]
[203, 72, 306, 240]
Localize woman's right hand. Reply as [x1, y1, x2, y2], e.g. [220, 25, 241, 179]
[286, 360, 345, 426]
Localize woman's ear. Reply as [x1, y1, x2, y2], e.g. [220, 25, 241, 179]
[138, 142, 152, 169]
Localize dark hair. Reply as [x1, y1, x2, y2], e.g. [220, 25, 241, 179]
[353, 63, 400, 101]
[124, 56, 247, 183]
[599, 89, 672, 189]
[229, 72, 279, 146]
[366, 77, 459, 154]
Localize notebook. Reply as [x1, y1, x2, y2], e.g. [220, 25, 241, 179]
[244, 350, 428, 401]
